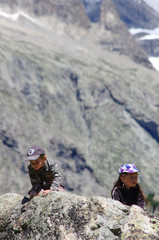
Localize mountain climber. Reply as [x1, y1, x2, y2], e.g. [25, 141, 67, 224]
[24, 145, 64, 199]
[111, 164, 146, 208]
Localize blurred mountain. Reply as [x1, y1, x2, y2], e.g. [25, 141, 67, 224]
[82, 0, 159, 68]
[144, 0, 159, 14]
[0, 0, 159, 200]
[0, 0, 90, 28]
[111, 0, 159, 29]
[81, 0, 102, 22]
[81, 0, 159, 29]
[0, 0, 152, 68]
[110, 0, 159, 67]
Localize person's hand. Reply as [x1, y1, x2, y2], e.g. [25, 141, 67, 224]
[43, 190, 51, 195]
[38, 189, 51, 196]
[29, 190, 38, 199]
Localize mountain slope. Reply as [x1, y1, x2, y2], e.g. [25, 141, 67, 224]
[0, 0, 90, 28]
[0, 14, 159, 198]
[0, 1, 159, 199]
[0, 0, 152, 69]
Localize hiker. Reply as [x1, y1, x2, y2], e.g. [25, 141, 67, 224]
[24, 145, 64, 199]
[111, 164, 146, 208]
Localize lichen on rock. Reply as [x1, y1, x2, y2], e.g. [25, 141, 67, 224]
[0, 192, 159, 239]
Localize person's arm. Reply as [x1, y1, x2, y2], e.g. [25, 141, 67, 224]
[28, 166, 43, 193]
[48, 159, 62, 191]
[112, 187, 122, 202]
[136, 192, 145, 209]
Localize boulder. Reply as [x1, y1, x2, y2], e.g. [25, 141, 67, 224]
[0, 192, 159, 239]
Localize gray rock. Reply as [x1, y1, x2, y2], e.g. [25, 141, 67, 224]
[0, 192, 159, 239]
[0, 0, 159, 202]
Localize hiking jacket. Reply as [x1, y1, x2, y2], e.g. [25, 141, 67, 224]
[112, 185, 145, 209]
[28, 158, 61, 193]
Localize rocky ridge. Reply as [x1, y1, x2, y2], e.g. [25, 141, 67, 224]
[0, 192, 159, 240]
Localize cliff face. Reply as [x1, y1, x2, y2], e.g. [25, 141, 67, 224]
[0, 192, 159, 240]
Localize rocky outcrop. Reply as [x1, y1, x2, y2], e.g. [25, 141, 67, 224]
[0, 192, 159, 240]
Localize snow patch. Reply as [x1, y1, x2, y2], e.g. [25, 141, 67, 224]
[149, 57, 159, 71]
[0, 11, 38, 24]
[140, 35, 159, 40]
[129, 27, 159, 38]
